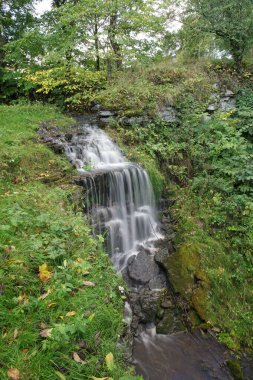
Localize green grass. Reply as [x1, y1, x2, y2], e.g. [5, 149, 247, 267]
[0, 104, 140, 380]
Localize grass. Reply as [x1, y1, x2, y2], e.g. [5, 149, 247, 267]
[0, 104, 140, 380]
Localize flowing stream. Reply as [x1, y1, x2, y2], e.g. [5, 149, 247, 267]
[58, 120, 239, 380]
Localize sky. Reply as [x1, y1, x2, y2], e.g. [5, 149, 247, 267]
[35, 0, 52, 15]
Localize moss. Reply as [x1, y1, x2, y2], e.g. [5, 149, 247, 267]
[165, 243, 210, 322]
[227, 360, 245, 380]
[192, 288, 209, 322]
[166, 243, 202, 295]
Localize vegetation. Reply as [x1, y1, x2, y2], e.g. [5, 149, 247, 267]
[105, 61, 253, 350]
[0, 104, 139, 380]
[1, 0, 253, 375]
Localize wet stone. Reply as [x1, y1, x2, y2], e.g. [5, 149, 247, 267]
[127, 250, 160, 285]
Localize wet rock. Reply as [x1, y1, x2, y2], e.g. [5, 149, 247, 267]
[227, 360, 245, 380]
[156, 310, 175, 333]
[127, 250, 160, 285]
[128, 289, 161, 325]
[149, 274, 167, 290]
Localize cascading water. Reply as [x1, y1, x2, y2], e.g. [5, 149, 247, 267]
[47, 120, 237, 380]
[64, 125, 162, 271]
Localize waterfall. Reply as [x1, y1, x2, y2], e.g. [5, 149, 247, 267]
[64, 125, 162, 271]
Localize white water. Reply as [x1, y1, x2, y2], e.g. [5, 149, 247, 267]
[65, 126, 162, 271]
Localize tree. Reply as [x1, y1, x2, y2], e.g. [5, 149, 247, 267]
[0, 0, 34, 66]
[186, 0, 253, 71]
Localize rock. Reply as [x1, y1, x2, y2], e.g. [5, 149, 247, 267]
[121, 117, 149, 126]
[227, 360, 245, 380]
[149, 274, 167, 290]
[127, 250, 160, 284]
[161, 298, 173, 309]
[99, 110, 115, 118]
[207, 104, 218, 112]
[220, 97, 236, 111]
[223, 89, 235, 97]
[159, 107, 177, 123]
[155, 248, 169, 266]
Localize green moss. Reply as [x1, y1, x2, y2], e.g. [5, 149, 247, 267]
[166, 243, 201, 295]
[227, 360, 245, 380]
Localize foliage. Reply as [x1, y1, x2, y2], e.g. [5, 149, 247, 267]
[0, 104, 138, 379]
[185, 0, 253, 70]
[25, 67, 107, 110]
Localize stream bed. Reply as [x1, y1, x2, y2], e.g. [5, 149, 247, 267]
[42, 115, 252, 380]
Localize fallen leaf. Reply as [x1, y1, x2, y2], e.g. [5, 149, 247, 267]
[105, 352, 114, 371]
[17, 294, 29, 305]
[40, 322, 47, 329]
[83, 281, 95, 287]
[38, 288, 51, 300]
[55, 371, 66, 380]
[38, 263, 52, 283]
[7, 368, 20, 380]
[3, 245, 15, 252]
[47, 302, 57, 308]
[91, 377, 109, 380]
[22, 349, 29, 354]
[40, 328, 52, 338]
[73, 352, 85, 364]
[66, 311, 76, 317]
[13, 329, 18, 339]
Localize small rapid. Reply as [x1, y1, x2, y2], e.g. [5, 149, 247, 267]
[65, 125, 162, 271]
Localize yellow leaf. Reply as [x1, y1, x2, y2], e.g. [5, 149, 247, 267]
[47, 302, 57, 308]
[7, 368, 20, 380]
[105, 352, 114, 371]
[39, 263, 52, 283]
[83, 281, 95, 287]
[91, 377, 109, 380]
[73, 352, 85, 364]
[66, 311, 76, 317]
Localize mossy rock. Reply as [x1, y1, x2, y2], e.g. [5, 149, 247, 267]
[165, 243, 210, 322]
[166, 242, 202, 296]
[227, 360, 245, 380]
[192, 288, 209, 322]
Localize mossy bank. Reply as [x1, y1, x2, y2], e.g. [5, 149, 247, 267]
[0, 104, 141, 380]
[102, 59, 253, 353]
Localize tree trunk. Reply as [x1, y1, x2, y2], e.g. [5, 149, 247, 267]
[94, 17, 100, 71]
[108, 2, 122, 70]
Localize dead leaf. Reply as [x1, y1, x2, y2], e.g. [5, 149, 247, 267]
[40, 328, 52, 338]
[83, 281, 95, 287]
[13, 329, 18, 339]
[73, 352, 85, 364]
[40, 322, 47, 329]
[90, 377, 109, 380]
[66, 311, 76, 317]
[17, 294, 29, 305]
[38, 288, 51, 300]
[7, 368, 20, 380]
[3, 245, 15, 252]
[105, 352, 114, 371]
[47, 302, 57, 308]
[38, 263, 52, 283]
